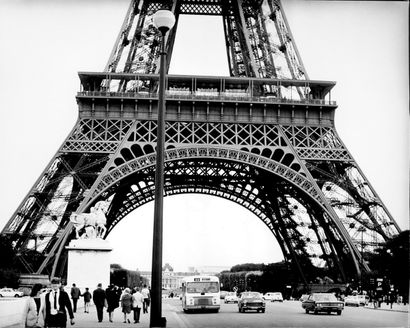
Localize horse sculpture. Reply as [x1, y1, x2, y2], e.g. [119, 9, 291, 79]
[70, 201, 109, 239]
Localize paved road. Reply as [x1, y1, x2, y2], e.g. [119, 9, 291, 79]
[4, 298, 408, 328]
[168, 300, 408, 328]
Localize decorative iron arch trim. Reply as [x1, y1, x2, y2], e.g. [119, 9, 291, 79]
[92, 146, 323, 205]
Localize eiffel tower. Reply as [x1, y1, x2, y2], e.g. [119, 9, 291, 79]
[1, 0, 401, 284]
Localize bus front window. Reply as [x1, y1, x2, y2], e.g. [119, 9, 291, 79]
[186, 282, 220, 293]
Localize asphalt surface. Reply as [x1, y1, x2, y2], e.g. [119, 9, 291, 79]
[5, 298, 409, 328]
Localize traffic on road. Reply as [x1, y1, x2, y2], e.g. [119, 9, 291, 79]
[166, 297, 408, 328]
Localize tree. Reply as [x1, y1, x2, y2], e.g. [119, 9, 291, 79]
[0, 235, 20, 288]
[0, 235, 18, 268]
[367, 230, 409, 301]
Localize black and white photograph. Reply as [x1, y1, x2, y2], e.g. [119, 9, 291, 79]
[0, 1, 408, 327]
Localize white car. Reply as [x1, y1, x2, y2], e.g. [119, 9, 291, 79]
[224, 292, 239, 303]
[263, 292, 283, 302]
[344, 295, 361, 307]
[345, 295, 369, 306]
[0, 288, 24, 297]
[357, 295, 369, 306]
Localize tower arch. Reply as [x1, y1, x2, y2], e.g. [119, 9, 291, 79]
[87, 146, 361, 282]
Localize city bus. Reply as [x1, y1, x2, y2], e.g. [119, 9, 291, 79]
[181, 275, 221, 312]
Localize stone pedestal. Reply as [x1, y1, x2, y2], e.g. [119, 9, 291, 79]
[66, 239, 112, 292]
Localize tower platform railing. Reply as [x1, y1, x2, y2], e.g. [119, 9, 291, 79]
[77, 72, 337, 107]
[77, 89, 336, 106]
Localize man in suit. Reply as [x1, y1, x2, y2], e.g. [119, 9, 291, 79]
[70, 283, 81, 313]
[93, 283, 107, 323]
[40, 277, 74, 328]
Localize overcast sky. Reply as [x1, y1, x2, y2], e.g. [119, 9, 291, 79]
[0, 0, 408, 272]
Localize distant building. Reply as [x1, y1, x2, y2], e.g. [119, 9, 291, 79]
[139, 264, 228, 290]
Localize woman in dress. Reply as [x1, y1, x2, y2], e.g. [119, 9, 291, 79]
[120, 288, 133, 323]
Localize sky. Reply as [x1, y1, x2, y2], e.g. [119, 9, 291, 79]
[0, 0, 408, 273]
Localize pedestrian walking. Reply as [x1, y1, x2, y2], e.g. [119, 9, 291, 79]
[106, 284, 120, 322]
[80, 288, 92, 313]
[120, 288, 133, 323]
[22, 283, 43, 328]
[131, 287, 144, 324]
[70, 283, 80, 313]
[141, 284, 150, 314]
[93, 283, 107, 323]
[39, 277, 74, 328]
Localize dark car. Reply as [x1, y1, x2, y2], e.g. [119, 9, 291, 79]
[302, 293, 344, 315]
[238, 292, 266, 313]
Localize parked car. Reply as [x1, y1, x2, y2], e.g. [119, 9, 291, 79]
[302, 293, 344, 315]
[238, 292, 266, 313]
[344, 294, 369, 306]
[357, 294, 369, 306]
[263, 292, 283, 302]
[224, 292, 239, 303]
[0, 288, 24, 298]
[344, 295, 361, 307]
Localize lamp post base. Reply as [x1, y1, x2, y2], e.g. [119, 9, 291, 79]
[150, 316, 166, 328]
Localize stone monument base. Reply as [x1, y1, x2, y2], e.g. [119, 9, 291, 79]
[66, 238, 112, 292]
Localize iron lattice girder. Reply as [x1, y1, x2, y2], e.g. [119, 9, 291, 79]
[306, 160, 400, 246]
[1, 153, 110, 256]
[105, 0, 306, 82]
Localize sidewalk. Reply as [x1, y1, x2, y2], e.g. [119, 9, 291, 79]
[5, 302, 186, 328]
[364, 302, 409, 313]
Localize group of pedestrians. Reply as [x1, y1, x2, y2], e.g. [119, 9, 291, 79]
[22, 278, 151, 327]
[78, 282, 151, 324]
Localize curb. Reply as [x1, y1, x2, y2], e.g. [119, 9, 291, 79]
[364, 306, 409, 313]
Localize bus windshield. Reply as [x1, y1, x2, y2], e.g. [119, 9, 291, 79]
[186, 282, 219, 293]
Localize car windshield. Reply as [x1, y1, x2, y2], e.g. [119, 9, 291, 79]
[313, 294, 337, 302]
[226, 292, 236, 296]
[186, 282, 219, 293]
[242, 292, 261, 298]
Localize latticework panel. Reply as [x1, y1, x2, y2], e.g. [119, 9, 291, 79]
[281, 125, 351, 161]
[61, 119, 134, 153]
[128, 121, 285, 146]
[179, 0, 223, 15]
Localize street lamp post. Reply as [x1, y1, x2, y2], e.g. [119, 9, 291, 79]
[150, 9, 175, 328]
